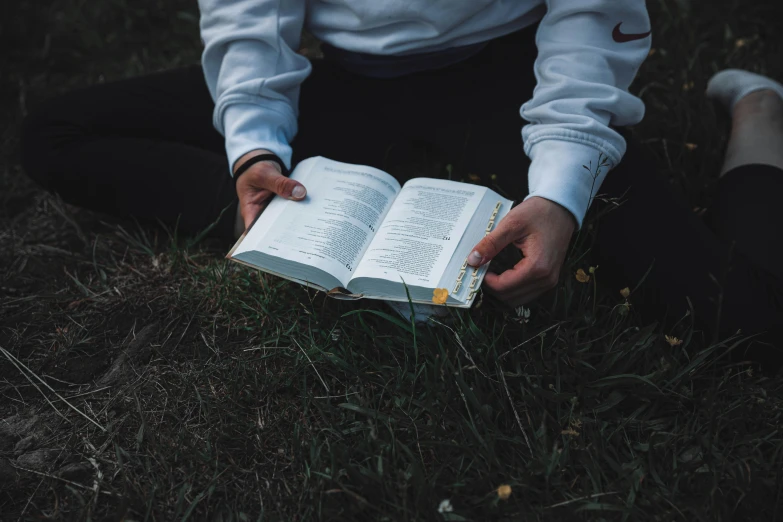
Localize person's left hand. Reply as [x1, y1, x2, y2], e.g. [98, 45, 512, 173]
[467, 196, 576, 306]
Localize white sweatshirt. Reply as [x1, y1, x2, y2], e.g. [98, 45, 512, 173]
[198, 0, 650, 226]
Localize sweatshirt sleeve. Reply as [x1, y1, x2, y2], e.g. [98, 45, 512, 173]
[520, 0, 650, 227]
[198, 0, 311, 171]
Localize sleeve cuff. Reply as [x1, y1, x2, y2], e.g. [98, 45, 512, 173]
[525, 140, 615, 229]
[222, 103, 296, 173]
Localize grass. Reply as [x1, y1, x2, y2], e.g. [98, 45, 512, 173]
[2, 0, 783, 520]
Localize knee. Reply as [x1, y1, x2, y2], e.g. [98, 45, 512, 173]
[20, 96, 72, 189]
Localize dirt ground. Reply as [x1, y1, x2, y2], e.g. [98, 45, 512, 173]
[2, 0, 783, 520]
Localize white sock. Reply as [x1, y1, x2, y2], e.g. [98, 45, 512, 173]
[706, 69, 783, 112]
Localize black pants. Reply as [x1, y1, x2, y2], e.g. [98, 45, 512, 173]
[20, 28, 783, 366]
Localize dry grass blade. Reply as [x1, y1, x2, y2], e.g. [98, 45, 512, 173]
[11, 464, 114, 496]
[546, 491, 619, 509]
[293, 338, 329, 393]
[0, 346, 106, 432]
[1, 347, 70, 424]
[429, 318, 494, 381]
[499, 322, 563, 359]
[496, 361, 532, 456]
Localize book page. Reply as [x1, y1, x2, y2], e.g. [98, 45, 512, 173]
[234, 157, 400, 287]
[351, 178, 486, 288]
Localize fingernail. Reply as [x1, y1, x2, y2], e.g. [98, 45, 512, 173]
[292, 186, 306, 199]
[468, 250, 483, 266]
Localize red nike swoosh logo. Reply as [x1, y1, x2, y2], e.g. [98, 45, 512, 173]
[612, 22, 651, 43]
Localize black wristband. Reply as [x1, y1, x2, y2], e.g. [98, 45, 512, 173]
[233, 153, 289, 184]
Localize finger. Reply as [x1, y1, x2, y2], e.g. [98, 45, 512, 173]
[483, 255, 558, 301]
[484, 273, 554, 307]
[503, 286, 550, 307]
[467, 216, 521, 267]
[484, 256, 550, 291]
[484, 277, 550, 306]
[245, 166, 307, 200]
[241, 189, 273, 230]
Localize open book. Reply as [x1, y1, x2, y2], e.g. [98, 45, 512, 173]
[227, 157, 513, 307]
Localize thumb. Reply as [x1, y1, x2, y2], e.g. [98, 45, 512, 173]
[467, 219, 517, 267]
[252, 169, 307, 200]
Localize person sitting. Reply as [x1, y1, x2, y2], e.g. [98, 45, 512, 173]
[22, 0, 652, 305]
[20, 1, 782, 368]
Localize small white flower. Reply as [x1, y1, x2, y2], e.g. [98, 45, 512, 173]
[437, 499, 453, 513]
[514, 306, 531, 323]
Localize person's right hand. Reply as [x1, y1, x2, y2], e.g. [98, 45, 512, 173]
[234, 149, 307, 231]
